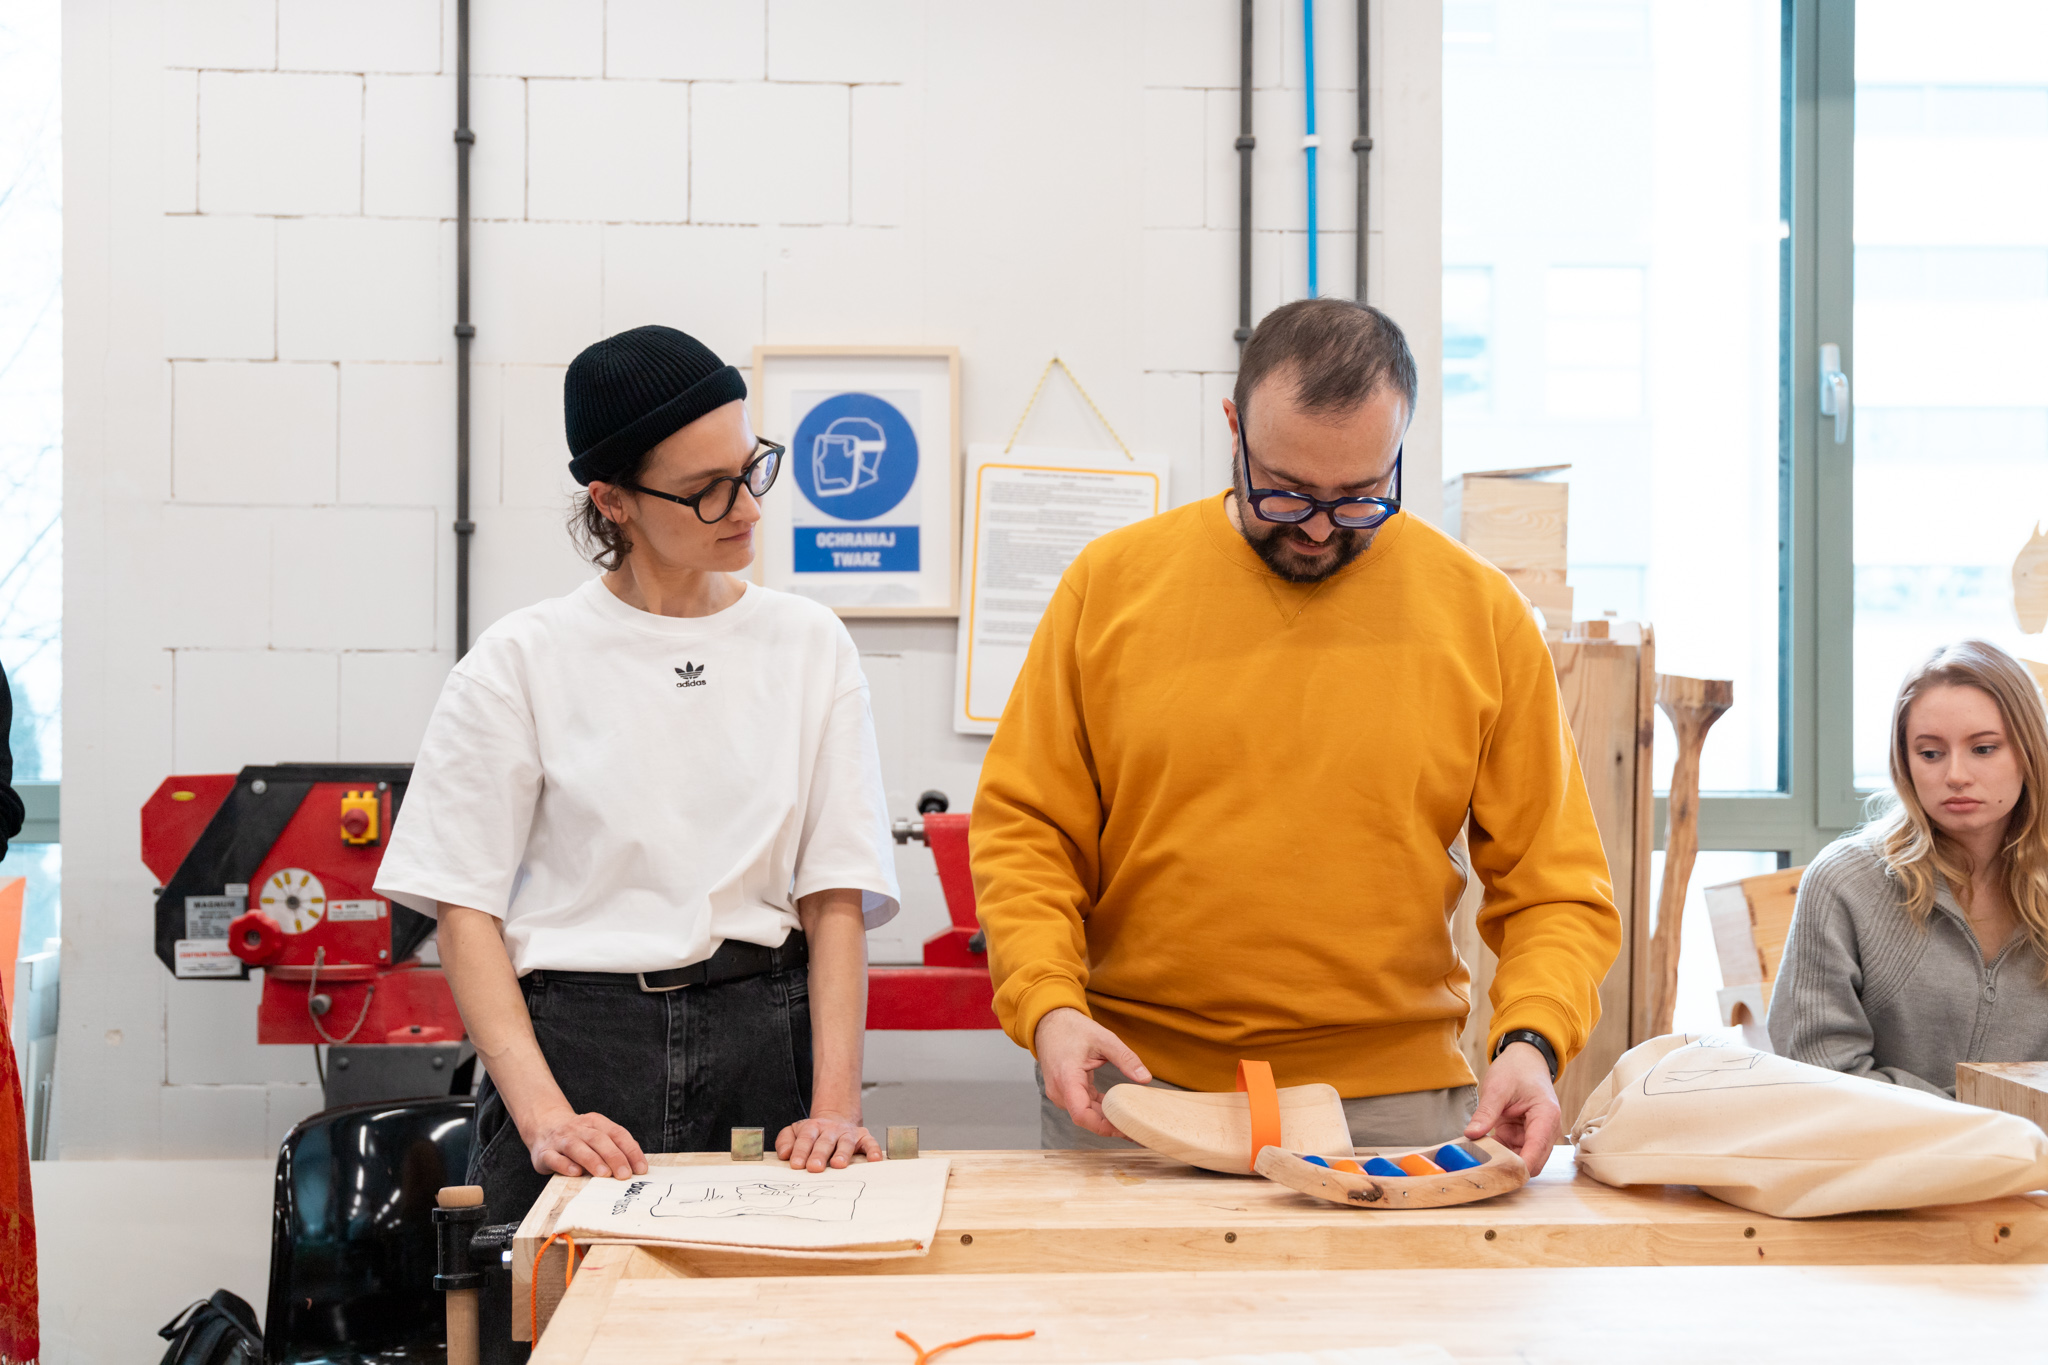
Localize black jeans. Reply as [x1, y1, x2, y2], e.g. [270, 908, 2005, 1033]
[467, 964, 814, 1227]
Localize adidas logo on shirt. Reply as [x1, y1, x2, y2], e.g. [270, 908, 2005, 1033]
[675, 662, 707, 688]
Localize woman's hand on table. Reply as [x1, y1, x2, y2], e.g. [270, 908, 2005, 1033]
[1464, 1041, 1562, 1175]
[1034, 1007, 1152, 1138]
[527, 1108, 650, 1180]
[777, 1112, 882, 1171]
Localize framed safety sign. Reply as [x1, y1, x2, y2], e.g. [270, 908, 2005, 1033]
[751, 345, 961, 617]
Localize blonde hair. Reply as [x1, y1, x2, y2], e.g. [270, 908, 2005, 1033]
[1872, 639, 2048, 975]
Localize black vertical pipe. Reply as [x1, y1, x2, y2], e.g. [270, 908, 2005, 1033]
[1353, 0, 1371, 302]
[1234, 0, 1255, 349]
[453, 0, 476, 657]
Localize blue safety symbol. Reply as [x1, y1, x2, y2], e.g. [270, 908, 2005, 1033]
[792, 392, 919, 523]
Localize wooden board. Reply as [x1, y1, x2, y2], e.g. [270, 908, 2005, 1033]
[512, 1148, 2048, 1338]
[1441, 475, 1568, 573]
[530, 1259, 2048, 1364]
[1959, 1061, 2048, 1131]
[1456, 629, 1654, 1123]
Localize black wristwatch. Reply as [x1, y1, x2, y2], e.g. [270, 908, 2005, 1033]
[1493, 1029, 1559, 1080]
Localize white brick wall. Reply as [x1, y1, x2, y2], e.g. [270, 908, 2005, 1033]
[527, 79, 691, 223]
[63, 0, 1442, 1158]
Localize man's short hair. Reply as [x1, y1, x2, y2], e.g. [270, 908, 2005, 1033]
[1233, 298, 1418, 427]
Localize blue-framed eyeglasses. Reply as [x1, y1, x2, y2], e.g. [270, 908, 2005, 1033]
[1238, 427, 1402, 530]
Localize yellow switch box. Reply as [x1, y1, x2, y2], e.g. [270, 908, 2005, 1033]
[340, 790, 379, 846]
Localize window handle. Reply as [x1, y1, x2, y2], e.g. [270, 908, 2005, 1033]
[1819, 343, 1850, 444]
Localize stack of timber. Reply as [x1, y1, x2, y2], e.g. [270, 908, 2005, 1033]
[1442, 465, 1572, 625]
[1453, 619, 1655, 1125]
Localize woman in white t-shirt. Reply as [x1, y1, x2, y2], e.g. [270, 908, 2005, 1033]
[376, 326, 901, 1226]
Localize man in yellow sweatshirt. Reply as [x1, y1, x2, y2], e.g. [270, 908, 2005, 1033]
[971, 299, 1620, 1173]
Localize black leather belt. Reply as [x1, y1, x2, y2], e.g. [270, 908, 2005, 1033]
[526, 932, 807, 994]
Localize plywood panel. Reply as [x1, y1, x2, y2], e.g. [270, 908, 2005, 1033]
[530, 1260, 2048, 1365]
[1959, 1061, 2048, 1132]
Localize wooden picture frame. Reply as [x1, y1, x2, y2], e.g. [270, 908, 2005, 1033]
[750, 345, 962, 618]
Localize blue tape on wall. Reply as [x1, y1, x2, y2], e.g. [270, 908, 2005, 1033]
[796, 526, 921, 573]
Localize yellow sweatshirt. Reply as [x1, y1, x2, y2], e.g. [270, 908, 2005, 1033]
[971, 494, 1621, 1097]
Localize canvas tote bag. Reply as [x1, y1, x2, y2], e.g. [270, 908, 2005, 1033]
[1568, 1033, 2048, 1217]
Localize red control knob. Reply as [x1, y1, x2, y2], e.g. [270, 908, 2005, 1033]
[341, 807, 371, 839]
[228, 910, 286, 966]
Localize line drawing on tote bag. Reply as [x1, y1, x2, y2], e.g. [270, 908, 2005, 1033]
[650, 1180, 865, 1222]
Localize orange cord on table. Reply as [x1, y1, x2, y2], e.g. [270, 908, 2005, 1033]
[529, 1230, 578, 1345]
[895, 1329, 1036, 1364]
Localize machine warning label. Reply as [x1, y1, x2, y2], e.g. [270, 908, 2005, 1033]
[327, 899, 385, 922]
[185, 895, 243, 940]
[174, 939, 242, 978]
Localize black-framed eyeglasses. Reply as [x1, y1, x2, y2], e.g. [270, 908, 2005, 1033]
[1238, 427, 1402, 530]
[624, 440, 784, 524]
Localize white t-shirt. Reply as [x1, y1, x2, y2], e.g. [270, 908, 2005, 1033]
[374, 578, 900, 974]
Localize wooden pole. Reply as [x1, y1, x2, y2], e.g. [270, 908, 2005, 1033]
[1649, 674, 1733, 1035]
[438, 1184, 485, 1365]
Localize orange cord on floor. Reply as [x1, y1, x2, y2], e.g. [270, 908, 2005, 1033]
[529, 1230, 578, 1345]
[895, 1329, 1037, 1364]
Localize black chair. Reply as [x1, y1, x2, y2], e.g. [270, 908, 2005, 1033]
[266, 1097, 475, 1364]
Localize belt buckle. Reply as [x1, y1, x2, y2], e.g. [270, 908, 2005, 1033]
[636, 970, 689, 994]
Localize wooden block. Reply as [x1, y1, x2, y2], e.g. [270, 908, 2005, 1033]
[1957, 1061, 2048, 1132]
[1443, 473, 1568, 572]
[2015, 523, 2048, 633]
[1504, 570, 1572, 624]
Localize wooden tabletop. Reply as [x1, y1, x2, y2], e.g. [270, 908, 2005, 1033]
[512, 1148, 2048, 1340]
[531, 1257, 2048, 1364]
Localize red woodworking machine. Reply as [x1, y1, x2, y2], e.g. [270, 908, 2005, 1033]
[871, 790, 1000, 1031]
[145, 764, 467, 1106]
[146, 770, 997, 1105]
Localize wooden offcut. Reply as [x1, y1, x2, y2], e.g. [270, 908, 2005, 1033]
[513, 1147, 2048, 1339]
[1958, 1061, 2048, 1132]
[1647, 674, 1734, 1036]
[1441, 469, 1570, 574]
[2015, 523, 2048, 633]
[1705, 866, 1804, 1026]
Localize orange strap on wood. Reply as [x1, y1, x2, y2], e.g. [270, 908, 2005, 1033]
[1236, 1058, 1282, 1172]
[530, 1230, 578, 1346]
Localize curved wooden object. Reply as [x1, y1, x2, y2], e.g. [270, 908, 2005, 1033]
[1103, 1081, 1353, 1175]
[1649, 674, 1733, 1036]
[1255, 1138, 1530, 1210]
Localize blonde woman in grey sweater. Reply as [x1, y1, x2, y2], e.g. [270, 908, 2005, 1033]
[1769, 639, 2048, 1096]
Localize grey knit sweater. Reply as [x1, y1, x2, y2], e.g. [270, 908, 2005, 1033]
[1767, 833, 2048, 1096]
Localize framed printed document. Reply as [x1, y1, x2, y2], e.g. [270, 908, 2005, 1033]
[751, 345, 961, 617]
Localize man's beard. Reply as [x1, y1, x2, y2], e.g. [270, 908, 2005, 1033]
[1236, 499, 1373, 583]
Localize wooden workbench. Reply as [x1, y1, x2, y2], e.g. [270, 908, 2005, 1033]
[530, 1260, 2048, 1364]
[513, 1149, 2048, 1341]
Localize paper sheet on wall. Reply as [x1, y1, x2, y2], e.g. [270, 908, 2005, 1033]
[552, 1158, 951, 1255]
[953, 444, 1168, 734]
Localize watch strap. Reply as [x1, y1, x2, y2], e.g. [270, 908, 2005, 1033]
[1493, 1029, 1559, 1080]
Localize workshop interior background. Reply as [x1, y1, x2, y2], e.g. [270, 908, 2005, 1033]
[5, 0, 2046, 1332]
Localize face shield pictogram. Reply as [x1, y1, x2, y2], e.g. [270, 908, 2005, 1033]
[810, 416, 888, 498]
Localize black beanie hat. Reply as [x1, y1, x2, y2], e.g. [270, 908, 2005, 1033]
[563, 325, 749, 486]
